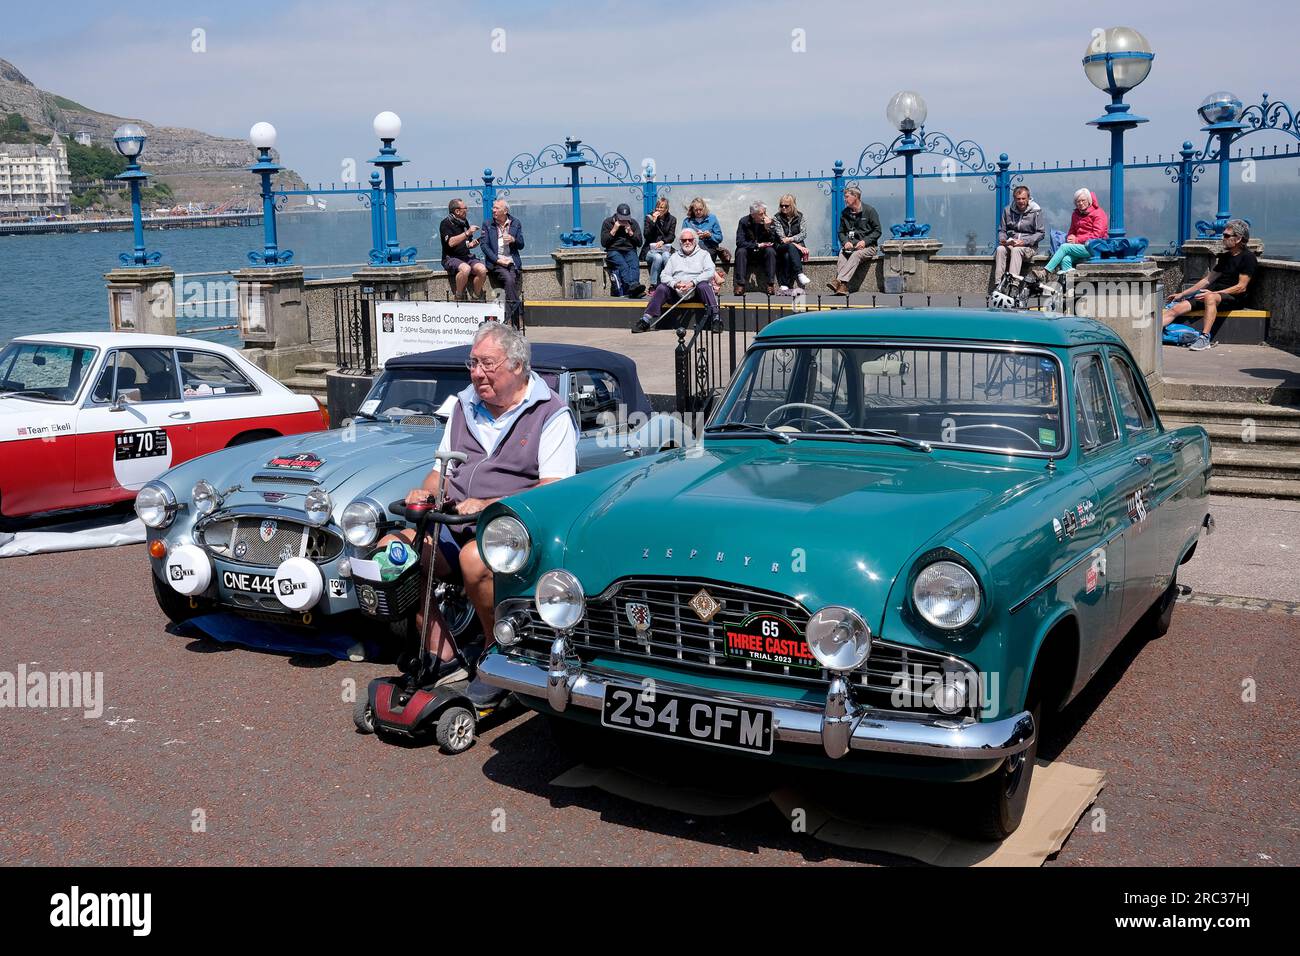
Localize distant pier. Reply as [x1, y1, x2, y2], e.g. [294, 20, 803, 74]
[0, 212, 262, 236]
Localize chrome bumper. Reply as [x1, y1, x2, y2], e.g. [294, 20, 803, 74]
[478, 649, 1035, 761]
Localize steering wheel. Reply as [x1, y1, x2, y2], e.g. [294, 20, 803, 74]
[950, 423, 1041, 450]
[392, 398, 438, 416]
[762, 402, 853, 433]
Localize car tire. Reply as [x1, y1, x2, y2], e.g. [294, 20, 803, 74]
[435, 706, 477, 754]
[151, 572, 208, 625]
[353, 696, 376, 735]
[963, 701, 1041, 841]
[1145, 576, 1178, 639]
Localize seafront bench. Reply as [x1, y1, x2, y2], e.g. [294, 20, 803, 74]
[1181, 306, 1270, 345]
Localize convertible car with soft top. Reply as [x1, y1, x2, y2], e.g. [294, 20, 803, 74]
[474, 308, 1213, 838]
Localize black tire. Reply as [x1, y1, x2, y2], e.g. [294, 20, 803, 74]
[225, 429, 279, 448]
[151, 572, 207, 625]
[1145, 576, 1178, 639]
[435, 706, 477, 754]
[352, 695, 376, 735]
[963, 702, 1041, 841]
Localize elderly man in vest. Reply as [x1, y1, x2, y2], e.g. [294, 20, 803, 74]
[399, 321, 577, 705]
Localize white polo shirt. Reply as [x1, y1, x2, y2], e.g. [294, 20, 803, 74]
[434, 371, 577, 480]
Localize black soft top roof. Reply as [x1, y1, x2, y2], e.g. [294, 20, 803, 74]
[384, 342, 651, 415]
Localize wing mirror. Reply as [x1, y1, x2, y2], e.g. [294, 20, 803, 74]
[110, 388, 141, 412]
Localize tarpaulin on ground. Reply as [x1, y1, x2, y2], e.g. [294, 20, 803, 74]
[0, 513, 145, 558]
[182, 612, 381, 662]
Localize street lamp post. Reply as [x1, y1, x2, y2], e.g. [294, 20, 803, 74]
[1083, 26, 1154, 246]
[369, 111, 416, 265]
[560, 136, 594, 247]
[247, 121, 293, 265]
[112, 123, 161, 266]
[1196, 92, 1246, 238]
[886, 91, 930, 239]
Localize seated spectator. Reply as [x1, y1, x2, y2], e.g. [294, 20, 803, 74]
[1042, 189, 1108, 283]
[683, 197, 728, 265]
[439, 199, 487, 300]
[994, 186, 1044, 283]
[600, 203, 646, 297]
[1162, 219, 1256, 352]
[632, 228, 721, 334]
[772, 194, 811, 293]
[642, 197, 677, 288]
[827, 186, 881, 294]
[733, 202, 781, 296]
[481, 199, 525, 329]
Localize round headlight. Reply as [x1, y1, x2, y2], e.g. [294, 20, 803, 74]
[481, 516, 531, 574]
[535, 569, 585, 631]
[805, 606, 871, 672]
[304, 488, 332, 526]
[341, 500, 381, 547]
[913, 561, 982, 630]
[192, 479, 220, 517]
[135, 482, 177, 528]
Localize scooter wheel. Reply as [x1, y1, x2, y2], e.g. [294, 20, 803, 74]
[353, 696, 376, 735]
[435, 706, 476, 754]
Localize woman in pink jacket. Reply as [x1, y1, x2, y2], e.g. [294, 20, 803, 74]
[1045, 189, 1109, 277]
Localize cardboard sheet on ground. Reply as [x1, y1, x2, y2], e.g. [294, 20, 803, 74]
[184, 612, 379, 662]
[0, 513, 145, 558]
[552, 760, 1104, 866]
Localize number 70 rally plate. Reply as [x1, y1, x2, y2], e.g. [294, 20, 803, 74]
[600, 686, 774, 754]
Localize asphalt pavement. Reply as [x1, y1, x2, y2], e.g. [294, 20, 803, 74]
[0, 543, 1293, 866]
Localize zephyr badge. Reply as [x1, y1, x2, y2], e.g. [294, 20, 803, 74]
[689, 588, 722, 623]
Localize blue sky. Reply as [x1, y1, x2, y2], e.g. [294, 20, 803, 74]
[5, 0, 1298, 185]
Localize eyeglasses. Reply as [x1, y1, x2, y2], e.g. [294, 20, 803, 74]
[466, 357, 506, 372]
[1223, 232, 1238, 239]
[779, 203, 792, 208]
[681, 238, 696, 244]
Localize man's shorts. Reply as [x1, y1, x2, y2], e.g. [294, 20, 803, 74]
[442, 255, 482, 274]
[434, 521, 477, 570]
[1193, 289, 1243, 309]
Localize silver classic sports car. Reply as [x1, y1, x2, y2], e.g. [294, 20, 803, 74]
[138, 343, 677, 640]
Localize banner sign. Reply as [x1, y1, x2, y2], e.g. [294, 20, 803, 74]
[376, 300, 503, 366]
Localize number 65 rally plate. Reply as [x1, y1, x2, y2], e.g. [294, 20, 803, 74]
[601, 686, 774, 754]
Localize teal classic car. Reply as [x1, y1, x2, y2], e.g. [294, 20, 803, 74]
[474, 309, 1213, 838]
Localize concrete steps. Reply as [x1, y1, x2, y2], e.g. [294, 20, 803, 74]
[280, 360, 335, 401]
[1159, 396, 1300, 499]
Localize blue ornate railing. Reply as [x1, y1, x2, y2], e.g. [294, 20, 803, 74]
[267, 98, 1300, 268]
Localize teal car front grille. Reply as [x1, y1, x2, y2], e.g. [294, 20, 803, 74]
[516, 576, 978, 717]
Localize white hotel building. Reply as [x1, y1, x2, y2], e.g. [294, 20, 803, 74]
[0, 132, 72, 218]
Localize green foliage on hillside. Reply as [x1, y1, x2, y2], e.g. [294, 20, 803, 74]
[140, 182, 174, 206]
[66, 140, 127, 181]
[52, 94, 98, 113]
[3, 112, 29, 132]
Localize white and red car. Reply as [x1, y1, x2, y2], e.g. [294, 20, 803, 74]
[0, 332, 328, 525]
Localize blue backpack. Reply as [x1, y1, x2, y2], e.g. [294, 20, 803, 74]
[1163, 323, 1200, 346]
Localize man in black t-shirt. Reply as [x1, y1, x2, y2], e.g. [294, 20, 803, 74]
[1163, 219, 1258, 351]
[439, 198, 487, 300]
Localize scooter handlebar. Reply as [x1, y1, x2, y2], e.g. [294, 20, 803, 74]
[387, 499, 479, 526]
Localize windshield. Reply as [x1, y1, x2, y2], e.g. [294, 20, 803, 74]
[712, 344, 1065, 455]
[359, 367, 475, 420]
[0, 342, 96, 403]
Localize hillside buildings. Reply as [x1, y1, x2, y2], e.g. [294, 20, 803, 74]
[0, 131, 71, 218]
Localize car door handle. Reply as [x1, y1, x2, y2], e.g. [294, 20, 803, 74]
[1134, 454, 1153, 467]
[1167, 437, 1185, 451]
[169, 411, 191, 420]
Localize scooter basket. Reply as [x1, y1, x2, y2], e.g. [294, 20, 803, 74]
[355, 559, 423, 622]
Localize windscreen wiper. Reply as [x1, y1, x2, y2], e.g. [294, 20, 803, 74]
[703, 421, 795, 444]
[0, 389, 58, 400]
[816, 428, 932, 452]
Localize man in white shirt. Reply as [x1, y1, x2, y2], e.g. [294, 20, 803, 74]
[393, 322, 577, 697]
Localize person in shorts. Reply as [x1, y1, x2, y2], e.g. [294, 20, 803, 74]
[1162, 219, 1257, 351]
[439, 198, 487, 300]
